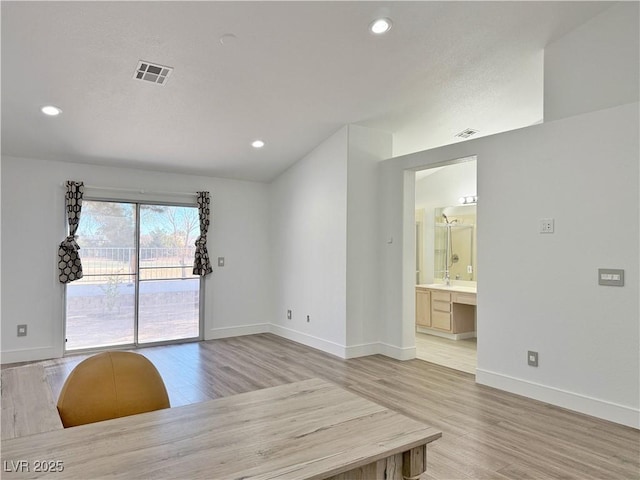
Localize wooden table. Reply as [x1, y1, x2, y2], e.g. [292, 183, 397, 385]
[1, 378, 441, 479]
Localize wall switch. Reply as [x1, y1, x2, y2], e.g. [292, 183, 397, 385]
[528, 351, 539, 367]
[598, 268, 624, 286]
[539, 218, 554, 233]
[217, 257, 225, 267]
[306, 315, 310, 323]
[17, 324, 27, 337]
[287, 310, 292, 320]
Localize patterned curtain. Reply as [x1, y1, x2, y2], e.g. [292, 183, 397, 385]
[58, 181, 84, 283]
[193, 191, 213, 276]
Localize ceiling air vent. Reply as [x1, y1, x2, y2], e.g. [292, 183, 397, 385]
[133, 61, 173, 86]
[455, 128, 479, 139]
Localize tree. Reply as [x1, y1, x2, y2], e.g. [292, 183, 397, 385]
[82, 201, 135, 249]
[164, 207, 199, 249]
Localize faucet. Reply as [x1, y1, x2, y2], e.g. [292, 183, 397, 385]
[444, 271, 450, 286]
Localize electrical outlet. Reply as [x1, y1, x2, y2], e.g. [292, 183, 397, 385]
[528, 350, 539, 367]
[17, 324, 27, 337]
[306, 315, 310, 323]
[539, 218, 554, 234]
[287, 310, 292, 320]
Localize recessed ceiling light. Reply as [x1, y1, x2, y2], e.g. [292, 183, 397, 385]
[252, 140, 265, 149]
[370, 18, 392, 35]
[41, 105, 62, 116]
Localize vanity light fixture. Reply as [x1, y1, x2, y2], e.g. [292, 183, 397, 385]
[251, 140, 265, 149]
[41, 105, 62, 116]
[369, 18, 392, 35]
[458, 195, 477, 205]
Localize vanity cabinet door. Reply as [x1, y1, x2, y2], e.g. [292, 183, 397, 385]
[416, 289, 431, 327]
[431, 311, 452, 331]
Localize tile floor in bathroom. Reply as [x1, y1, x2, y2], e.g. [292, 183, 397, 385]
[415, 332, 477, 374]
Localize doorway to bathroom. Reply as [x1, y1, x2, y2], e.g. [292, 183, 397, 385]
[414, 157, 477, 374]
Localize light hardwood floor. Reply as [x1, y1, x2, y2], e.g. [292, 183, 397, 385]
[415, 333, 477, 375]
[14, 334, 640, 479]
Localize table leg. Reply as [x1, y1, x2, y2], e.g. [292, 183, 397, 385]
[402, 445, 426, 480]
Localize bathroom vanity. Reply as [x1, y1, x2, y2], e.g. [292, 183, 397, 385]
[416, 284, 476, 339]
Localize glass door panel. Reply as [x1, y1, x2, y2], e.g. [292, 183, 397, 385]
[66, 201, 136, 350]
[137, 205, 200, 344]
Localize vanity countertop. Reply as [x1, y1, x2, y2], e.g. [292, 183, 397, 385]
[417, 283, 477, 294]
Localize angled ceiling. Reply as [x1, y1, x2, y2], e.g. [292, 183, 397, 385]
[1, 1, 611, 182]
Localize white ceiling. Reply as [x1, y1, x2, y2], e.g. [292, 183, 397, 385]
[1, 1, 611, 182]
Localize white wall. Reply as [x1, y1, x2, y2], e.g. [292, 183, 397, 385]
[376, 0, 640, 427]
[544, 2, 640, 122]
[378, 102, 640, 427]
[346, 125, 392, 355]
[1, 156, 271, 363]
[269, 127, 349, 356]
[269, 124, 392, 358]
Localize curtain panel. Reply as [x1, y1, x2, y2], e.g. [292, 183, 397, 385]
[58, 181, 84, 283]
[193, 191, 213, 276]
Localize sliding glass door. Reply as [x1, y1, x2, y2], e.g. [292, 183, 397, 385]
[65, 200, 201, 351]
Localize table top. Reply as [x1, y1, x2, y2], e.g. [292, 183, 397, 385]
[1, 378, 441, 479]
[1, 364, 63, 440]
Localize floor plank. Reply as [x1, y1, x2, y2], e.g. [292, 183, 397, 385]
[8, 334, 639, 479]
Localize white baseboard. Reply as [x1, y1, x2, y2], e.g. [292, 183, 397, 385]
[1, 324, 410, 365]
[268, 327, 416, 361]
[344, 342, 380, 359]
[476, 368, 640, 429]
[378, 342, 416, 361]
[207, 323, 270, 340]
[1, 346, 61, 365]
[269, 324, 347, 358]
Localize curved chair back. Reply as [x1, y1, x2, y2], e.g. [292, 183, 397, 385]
[57, 351, 170, 428]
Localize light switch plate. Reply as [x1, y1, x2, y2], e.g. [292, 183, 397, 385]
[528, 350, 538, 367]
[598, 268, 624, 286]
[217, 257, 225, 267]
[17, 324, 27, 337]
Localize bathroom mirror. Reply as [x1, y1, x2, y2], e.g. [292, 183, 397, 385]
[434, 205, 476, 282]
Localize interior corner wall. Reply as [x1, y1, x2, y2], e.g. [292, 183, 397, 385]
[0, 156, 271, 364]
[345, 125, 392, 357]
[378, 102, 640, 427]
[268, 127, 349, 357]
[544, 2, 640, 122]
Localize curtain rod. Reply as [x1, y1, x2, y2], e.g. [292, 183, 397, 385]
[61, 183, 197, 197]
